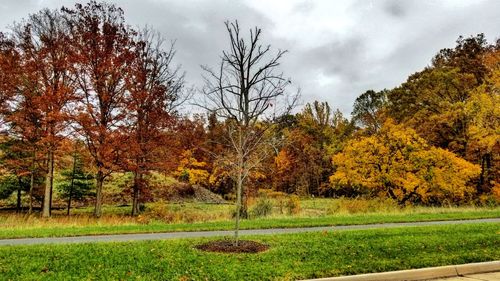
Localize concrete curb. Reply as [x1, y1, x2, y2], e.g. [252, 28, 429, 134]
[300, 261, 500, 281]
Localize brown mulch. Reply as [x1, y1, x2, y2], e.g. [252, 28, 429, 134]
[192, 185, 227, 204]
[195, 239, 269, 253]
[164, 184, 227, 204]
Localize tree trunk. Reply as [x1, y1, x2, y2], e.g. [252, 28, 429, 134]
[131, 171, 140, 216]
[29, 170, 34, 214]
[67, 151, 77, 216]
[94, 169, 104, 217]
[241, 189, 248, 219]
[483, 153, 492, 193]
[42, 150, 54, 218]
[132, 123, 144, 217]
[16, 178, 22, 213]
[67, 189, 72, 216]
[28, 149, 36, 215]
[234, 153, 243, 246]
[49, 150, 55, 215]
[477, 153, 493, 194]
[386, 186, 399, 203]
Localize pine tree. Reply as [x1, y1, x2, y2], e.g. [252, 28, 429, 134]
[57, 151, 94, 216]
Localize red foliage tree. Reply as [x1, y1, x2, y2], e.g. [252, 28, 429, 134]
[63, 1, 136, 217]
[0, 29, 47, 214]
[123, 28, 184, 215]
[12, 9, 75, 217]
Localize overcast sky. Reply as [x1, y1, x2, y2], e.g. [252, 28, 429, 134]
[0, 0, 499, 115]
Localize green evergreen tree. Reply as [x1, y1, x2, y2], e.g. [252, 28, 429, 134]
[57, 152, 94, 215]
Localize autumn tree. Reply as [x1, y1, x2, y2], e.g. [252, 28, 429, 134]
[0, 138, 31, 212]
[174, 150, 210, 186]
[63, 1, 135, 217]
[387, 34, 492, 156]
[123, 28, 184, 215]
[204, 112, 233, 194]
[1, 107, 43, 214]
[155, 115, 208, 178]
[0, 34, 27, 211]
[351, 89, 387, 135]
[387, 34, 499, 195]
[330, 120, 480, 205]
[57, 142, 94, 216]
[0, 30, 46, 214]
[465, 47, 500, 194]
[0, 33, 19, 123]
[273, 101, 353, 196]
[11, 9, 76, 217]
[201, 21, 296, 245]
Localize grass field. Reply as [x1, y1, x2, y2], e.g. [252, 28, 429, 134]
[0, 223, 498, 280]
[1, 199, 499, 239]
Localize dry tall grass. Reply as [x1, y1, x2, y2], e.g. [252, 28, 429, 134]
[0, 197, 496, 230]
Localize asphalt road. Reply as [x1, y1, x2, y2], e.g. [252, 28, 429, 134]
[1, 218, 498, 246]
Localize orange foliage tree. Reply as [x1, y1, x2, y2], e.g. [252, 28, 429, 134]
[465, 47, 500, 194]
[123, 28, 184, 215]
[63, 2, 136, 217]
[274, 101, 353, 196]
[12, 9, 76, 217]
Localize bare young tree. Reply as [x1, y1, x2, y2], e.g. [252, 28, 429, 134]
[200, 20, 297, 245]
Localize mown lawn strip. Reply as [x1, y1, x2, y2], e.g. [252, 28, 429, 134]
[0, 223, 498, 280]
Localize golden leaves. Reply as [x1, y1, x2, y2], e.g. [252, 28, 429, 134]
[330, 121, 480, 204]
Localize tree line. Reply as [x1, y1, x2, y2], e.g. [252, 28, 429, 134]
[0, 2, 183, 217]
[0, 1, 498, 218]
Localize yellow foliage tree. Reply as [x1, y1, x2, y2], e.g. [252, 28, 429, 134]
[174, 150, 209, 186]
[330, 120, 480, 205]
[465, 49, 500, 193]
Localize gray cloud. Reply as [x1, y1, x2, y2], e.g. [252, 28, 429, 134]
[306, 36, 367, 82]
[292, 0, 315, 15]
[383, 0, 407, 18]
[1, 0, 499, 116]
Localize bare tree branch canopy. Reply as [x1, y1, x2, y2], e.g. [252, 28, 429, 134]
[200, 20, 298, 246]
[201, 21, 297, 126]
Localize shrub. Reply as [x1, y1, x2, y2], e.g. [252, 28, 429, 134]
[145, 201, 175, 222]
[477, 193, 499, 207]
[250, 196, 274, 218]
[258, 189, 287, 199]
[135, 214, 151, 224]
[285, 195, 301, 215]
[327, 197, 400, 214]
[491, 183, 500, 203]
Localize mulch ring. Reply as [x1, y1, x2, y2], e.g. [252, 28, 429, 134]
[195, 239, 269, 253]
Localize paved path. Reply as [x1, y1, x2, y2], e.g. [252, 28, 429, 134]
[429, 271, 500, 281]
[0, 218, 498, 246]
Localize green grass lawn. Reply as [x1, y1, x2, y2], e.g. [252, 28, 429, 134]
[0, 223, 498, 280]
[0, 208, 499, 239]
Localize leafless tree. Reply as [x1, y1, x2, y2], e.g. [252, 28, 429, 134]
[200, 20, 298, 245]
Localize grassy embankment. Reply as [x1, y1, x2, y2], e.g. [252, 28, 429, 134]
[0, 223, 498, 280]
